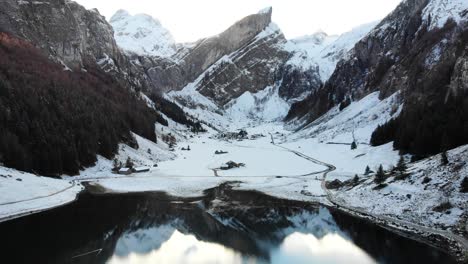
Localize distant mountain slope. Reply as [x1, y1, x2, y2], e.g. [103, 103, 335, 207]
[110, 10, 176, 58]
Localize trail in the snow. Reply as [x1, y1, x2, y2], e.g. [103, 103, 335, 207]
[0, 182, 78, 206]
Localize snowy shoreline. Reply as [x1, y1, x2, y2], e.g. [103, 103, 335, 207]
[0, 167, 83, 223]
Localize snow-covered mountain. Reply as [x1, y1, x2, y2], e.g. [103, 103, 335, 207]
[154, 9, 376, 124]
[284, 21, 378, 83]
[287, 0, 468, 157]
[110, 10, 176, 58]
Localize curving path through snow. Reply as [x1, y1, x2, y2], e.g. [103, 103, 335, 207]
[275, 140, 468, 258]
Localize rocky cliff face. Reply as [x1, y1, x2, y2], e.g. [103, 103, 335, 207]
[0, 0, 119, 68]
[0, 0, 156, 92]
[194, 23, 290, 106]
[181, 7, 275, 85]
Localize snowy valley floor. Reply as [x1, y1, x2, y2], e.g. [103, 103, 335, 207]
[0, 93, 466, 257]
[0, 123, 466, 257]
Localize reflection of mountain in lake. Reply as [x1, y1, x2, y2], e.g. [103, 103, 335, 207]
[0, 188, 458, 264]
[114, 224, 176, 257]
[109, 204, 371, 264]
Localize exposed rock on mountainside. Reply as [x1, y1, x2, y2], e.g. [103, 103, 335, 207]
[277, 63, 322, 102]
[180, 7, 275, 86]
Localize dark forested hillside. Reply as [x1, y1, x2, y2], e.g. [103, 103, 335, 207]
[0, 33, 162, 176]
[148, 93, 205, 133]
[370, 23, 468, 157]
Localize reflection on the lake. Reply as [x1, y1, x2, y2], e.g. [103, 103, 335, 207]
[271, 233, 375, 264]
[109, 228, 376, 264]
[108, 206, 376, 264]
[0, 189, 458, 264]
[110, 230, 249, 264]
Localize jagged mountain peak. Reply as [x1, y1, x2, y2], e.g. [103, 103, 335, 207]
[257, 6, 273, 15]
[109, 9, 131, 23]
[110, 10, 176, 58]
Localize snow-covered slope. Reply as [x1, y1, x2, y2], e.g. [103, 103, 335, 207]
[284, 22, 378, 82]
[422, 0, 468, 30]
[225, 85, 290, 123]
[291, 91, 402, 143]
[283, 92, 402, 175]
[110, 10, 176, 58]
[330, 144, 468, 231]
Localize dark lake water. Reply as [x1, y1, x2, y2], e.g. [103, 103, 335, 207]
[0, 186, 458, 264]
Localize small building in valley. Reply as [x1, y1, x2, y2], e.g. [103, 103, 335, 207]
[118, 168, 132, 175]
[133, 166, 150, 173]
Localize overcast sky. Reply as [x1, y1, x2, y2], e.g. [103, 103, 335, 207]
[75, 0, 402, 43]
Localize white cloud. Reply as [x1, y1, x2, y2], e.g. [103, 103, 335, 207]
[74, 0, 402, 42]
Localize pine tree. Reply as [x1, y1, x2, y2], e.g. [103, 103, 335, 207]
[441, 151, 449, 165]
[364, 166, 371, 175]
[125, 157, 134, 169]
[112, 158, 120, 171]
[353, 174, 359, 184]
[395, 156, 407, 173]
[461, 177, 468, 193]
[375, 165, 386, 184]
